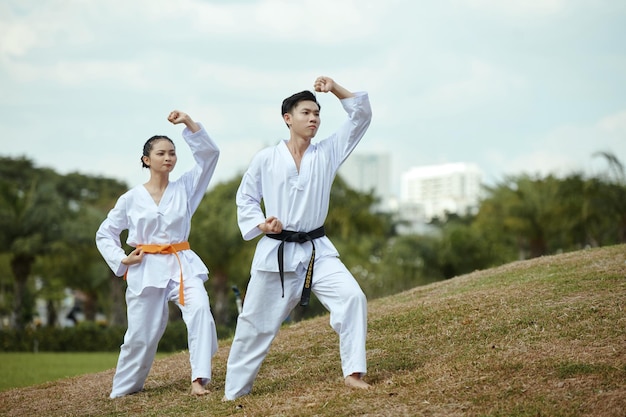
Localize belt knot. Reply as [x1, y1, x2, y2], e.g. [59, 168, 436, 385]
[267, 226, 325, 306]
[124, 241, 190, 306]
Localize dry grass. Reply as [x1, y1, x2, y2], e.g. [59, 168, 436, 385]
[1, 245, 624, 417]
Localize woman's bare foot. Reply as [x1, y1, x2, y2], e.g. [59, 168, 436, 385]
[345, 373, 370, 389]
[191, 378, 209, 396]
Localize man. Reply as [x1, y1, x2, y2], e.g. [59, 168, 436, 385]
[224, 76, 372, 400]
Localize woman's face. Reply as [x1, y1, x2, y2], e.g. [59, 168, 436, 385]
[143, 139, 177, 174]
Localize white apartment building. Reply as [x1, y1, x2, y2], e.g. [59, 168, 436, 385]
[399, 162, 483, 228]
[339, 152, 392, 212]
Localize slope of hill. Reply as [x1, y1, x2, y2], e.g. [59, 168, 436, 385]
[1, 245, 624, 417]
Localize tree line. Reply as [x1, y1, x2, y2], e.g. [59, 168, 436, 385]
[0, 152, 624, 335]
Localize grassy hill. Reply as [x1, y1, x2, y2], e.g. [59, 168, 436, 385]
[1, 245, 624, 417]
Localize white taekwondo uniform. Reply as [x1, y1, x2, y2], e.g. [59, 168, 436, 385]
[224, 92, 372, 400]
[96, 124, 219, 398]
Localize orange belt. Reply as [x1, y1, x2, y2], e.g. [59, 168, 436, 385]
[125, 242, 191, 306]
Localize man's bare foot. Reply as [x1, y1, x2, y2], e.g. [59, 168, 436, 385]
[191, 379, 209, 396]
[345, 373, 370, 389]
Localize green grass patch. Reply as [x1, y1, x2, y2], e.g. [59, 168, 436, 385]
[0, 352, 173, 391]
[555, 361, 619, 379]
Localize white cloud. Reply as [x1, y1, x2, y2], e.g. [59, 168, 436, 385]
[598, 109, 626, 135]
[494, 109, 626, 179]
[464, 0, 567, 17]
[0, 1, 96, 58]
[418, 59, 526, 115]
[0, 19, 39, 57]
[0, 0, 625, 196]
[0, 0, 388, 63]
[9, 58, 149, 86]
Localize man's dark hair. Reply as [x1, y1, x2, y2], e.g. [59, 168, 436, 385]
[281, 90, 321, 117]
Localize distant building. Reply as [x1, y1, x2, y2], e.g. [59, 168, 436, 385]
[339, 152, 392, 212]
[398, 162, 483, 233]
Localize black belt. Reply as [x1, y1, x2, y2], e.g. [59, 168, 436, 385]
[266, 225, 325, 306]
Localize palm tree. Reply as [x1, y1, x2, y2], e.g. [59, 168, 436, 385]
[0, 158, 66, 329]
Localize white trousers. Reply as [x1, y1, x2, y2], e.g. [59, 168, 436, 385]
[110, 275, 218, 398]
[224, 256, 367, 400]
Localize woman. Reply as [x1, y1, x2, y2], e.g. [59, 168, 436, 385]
[96, 110, 219, 398]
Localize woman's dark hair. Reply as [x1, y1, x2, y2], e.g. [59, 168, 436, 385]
[141, 135, 174, 168]
[281, 90, 320, 120]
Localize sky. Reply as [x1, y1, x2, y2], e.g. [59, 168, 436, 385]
[1, 0, 625, 199]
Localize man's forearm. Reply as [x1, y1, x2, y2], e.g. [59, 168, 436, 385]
[331, 83, 354, 100]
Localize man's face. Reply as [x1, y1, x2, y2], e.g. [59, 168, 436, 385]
[284, 100, 320, 140]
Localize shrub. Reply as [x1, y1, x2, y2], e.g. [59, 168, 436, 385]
[0, 320, 234, 352]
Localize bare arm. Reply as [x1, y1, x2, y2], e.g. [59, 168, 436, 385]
[168, 110, 200, 133]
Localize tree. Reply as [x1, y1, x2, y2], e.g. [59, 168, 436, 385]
[326, 175, 391, 276]
[368, 233, 442, 296]
[53, 173, 128, 325]
[475, 175, 564, 259]
[436, 220, 499, 278]
[190, 176, 253, 326]
[0, 157, 128, 329]
[0, 158, 67, 329]
[592, 151, 626, 243]
[473, 158, 626, 262]
[0, 254, 13, 327]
